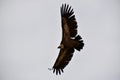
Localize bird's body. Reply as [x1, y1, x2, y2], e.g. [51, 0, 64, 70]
[52, 4, 84, 75]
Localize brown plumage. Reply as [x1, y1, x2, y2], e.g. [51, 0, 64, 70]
[52, 4, 84, 75]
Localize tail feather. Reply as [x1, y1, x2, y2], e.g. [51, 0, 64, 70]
[74, 35, 84, 51]
[75, 40, 84, 51]
[75, 35, 82, 40]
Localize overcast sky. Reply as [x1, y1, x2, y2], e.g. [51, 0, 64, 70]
[0, 0, 120, 80]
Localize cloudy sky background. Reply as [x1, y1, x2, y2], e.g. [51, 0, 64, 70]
[0, 0, 120, 80]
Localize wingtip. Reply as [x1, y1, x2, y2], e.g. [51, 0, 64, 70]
[52, 68, 64, 75]
[61, 3, 73, 17]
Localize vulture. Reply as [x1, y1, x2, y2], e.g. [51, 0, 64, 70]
[51, 4, 84, 75]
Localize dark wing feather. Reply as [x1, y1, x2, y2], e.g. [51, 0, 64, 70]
[53, 48, 74, 75]
[61, 4, 78, 37]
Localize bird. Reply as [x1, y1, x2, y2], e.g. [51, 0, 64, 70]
[51, 4, 84, 75]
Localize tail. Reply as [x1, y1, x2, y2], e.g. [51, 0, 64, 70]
[74, 35, 84, 51]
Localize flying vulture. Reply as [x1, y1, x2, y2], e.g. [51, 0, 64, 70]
[51, 4, 84, 75]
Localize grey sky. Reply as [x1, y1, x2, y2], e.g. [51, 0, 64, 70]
[0, 0, 120, 80]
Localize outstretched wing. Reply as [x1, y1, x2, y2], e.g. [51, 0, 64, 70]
[53, 48, 74, 75]
[61, 4, 78, 38]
